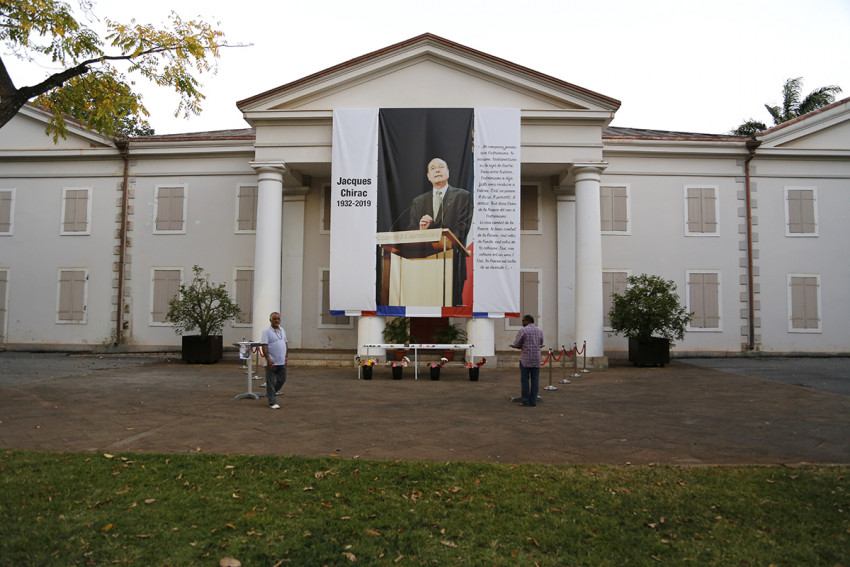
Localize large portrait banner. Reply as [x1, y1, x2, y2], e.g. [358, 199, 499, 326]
[330, 108, 520, 319]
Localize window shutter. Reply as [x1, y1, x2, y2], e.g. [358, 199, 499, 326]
[600, 186, 613, 231]
[63, 189, 89, 232]
[603, 271, 628, 327]
[58, 270, 86, 321]
[321, 270, 350, 326]
[322, 187, 332, 232]
[237, 186, 258, 231]
[152, 269, 181, 323]
[235, 269, 254, 324]
[520, 185, 539, 231]
[156, 187, 184, 231]
[510, 271, 539, 326]
[787, 189, 816, 234]
[686, 187, 702, 232]
[790, 276, 819, 330]
[700, 188, 717, 233]
[0, 190, 12, 233]
[0, 270, 7, 339]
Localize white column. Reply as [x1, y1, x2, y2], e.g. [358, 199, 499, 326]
[573, 164, 607, 358]
[553, 187, 576, 350]
[280, 187, 308, 348]
[250, 163, 285, 341]
[358, 316, 386, 358]
[466, 318, 494, 358]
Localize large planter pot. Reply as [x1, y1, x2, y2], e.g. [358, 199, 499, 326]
[182, 335, 223, 364]
[429, 366, 441, 380]
[468, 366, 479, 381]
[361, 366, 373, 380]
[391, 366, 403, 380]
[393, 349, 407, 361]
[441, 349, 455, 361]
[628, 337, 670, 367]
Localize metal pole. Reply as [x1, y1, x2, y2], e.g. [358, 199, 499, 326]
[560, 345, 571, 384]
[581, 340, 590, 373]
[573, 342, 581, 378]
[544, 348, 557, 390]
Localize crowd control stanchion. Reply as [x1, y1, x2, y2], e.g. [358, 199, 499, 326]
[580, 340, 590, 373]
[544, 348, 557, 391]
[560, 345, 572, 384]
[572, 342, 582, 378]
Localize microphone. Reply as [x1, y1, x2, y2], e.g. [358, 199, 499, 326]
[389, 205, 413, 231]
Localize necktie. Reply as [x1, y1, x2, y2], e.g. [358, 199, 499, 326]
[433, 190, 443, 222]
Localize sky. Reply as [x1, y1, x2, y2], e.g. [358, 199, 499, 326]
[6, 0, 850, 135]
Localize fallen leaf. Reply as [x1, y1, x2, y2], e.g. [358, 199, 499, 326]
[527, 537, 540, 547]
[342, 552, 356, 562]
[441, 540, 457, 548]
[103, 523, 114, 531]
[104, 454, 114, 459]
[365, 529, 381, 536]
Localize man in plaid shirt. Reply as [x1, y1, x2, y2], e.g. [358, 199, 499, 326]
[510, 314, 544, 407]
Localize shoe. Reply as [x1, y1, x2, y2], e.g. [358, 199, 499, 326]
[269, 404, 280, 410]
[520, 403, 536, 407]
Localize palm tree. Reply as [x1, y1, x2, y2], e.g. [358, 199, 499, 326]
[731, 77, 842, 136]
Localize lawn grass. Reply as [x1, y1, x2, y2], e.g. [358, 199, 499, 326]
[1, 450, 847, 566]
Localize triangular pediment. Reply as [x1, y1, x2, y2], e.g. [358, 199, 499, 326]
[238, 34, 620, 116]
[0, 105, 115, 151]
[758, 97, 850, 151]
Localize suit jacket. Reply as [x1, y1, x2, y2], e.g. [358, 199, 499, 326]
[407, 185, 473, 244]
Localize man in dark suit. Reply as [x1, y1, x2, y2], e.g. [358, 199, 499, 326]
[408, 158, 473, 243]
[407, 158, 473, 305]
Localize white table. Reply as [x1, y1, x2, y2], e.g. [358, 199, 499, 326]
[360, 343, 474, 379]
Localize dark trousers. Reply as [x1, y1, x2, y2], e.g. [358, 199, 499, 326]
[266, 364, 287, 405]
[520, 362, 540, 406]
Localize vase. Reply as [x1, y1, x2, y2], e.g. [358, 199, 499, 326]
[362, 366, 373, 380]
[181, 335, 223, 364]
[468, 366, 479, 381]
[429, 366, 441, 380]
[392, 366, 403, 380]
[628, 337, 671, 367]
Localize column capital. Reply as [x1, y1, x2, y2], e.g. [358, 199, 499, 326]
[552, 185, 575, 201]
[250, 161, 287, 175]
[570, 162, 608, 179]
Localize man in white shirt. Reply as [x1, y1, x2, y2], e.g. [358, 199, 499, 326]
[260, 311, 288, 409]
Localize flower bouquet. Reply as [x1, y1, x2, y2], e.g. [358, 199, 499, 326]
[388, 356, 409, 380]
[466, 357, 486, 381]
[357, 356, 378, 380]
[429, 357, 448, 380]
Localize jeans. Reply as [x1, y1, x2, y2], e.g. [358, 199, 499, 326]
[520, 362, 540, 406]
[266, 364, 287, 405]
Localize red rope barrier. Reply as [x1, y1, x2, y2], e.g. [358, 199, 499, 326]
[574, 343, 585, 355]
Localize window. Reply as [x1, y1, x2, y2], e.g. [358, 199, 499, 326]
[236, 185, 258, 232]
[0, 189, 14, 235]
[602, 270, 629, 329]
[687, 271, 721, 330]
[151, 268, 182, 324]
[788, 274, 821, 332]
[61, 187, 91, 235]
[0, 269, 7, 340]
[507, 270, 540, 329]
[684, 186, 718, 235]
[154, 185, 187, 233]
[234, 268, 254, 326]
[57, 269, 87, 323]
[600, 185, 629, 233]
[322, 185, 332, 233]
[319, 268, 352, 328]
[785, 187, 817, 236]
[520, 184, 540, 232]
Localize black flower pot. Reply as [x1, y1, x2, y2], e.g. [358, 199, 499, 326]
[181, 335, 223, 364]
[628, 337, 671, 367]
[392, 366, 403, 380]
[468, 366, 479, 381]
[362, 366, 373, 380]
[429, 366, 441, 380]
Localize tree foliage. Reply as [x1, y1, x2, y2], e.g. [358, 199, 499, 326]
[608, 274, 692, 344]
[731, 77, 842, 136]
[166, 266, 240, 339]
[0, 0, 230, 139]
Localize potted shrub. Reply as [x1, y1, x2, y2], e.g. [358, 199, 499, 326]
[382, 317, 414, 361]
[608, 274, 693, 367]
[433, 322, 468, 361]
[167, 265, 241, 364]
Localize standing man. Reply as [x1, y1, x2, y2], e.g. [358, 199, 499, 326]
[510, 315, 544, 407]
[261, 311, 288, 410]
[408, 157, 473, 305]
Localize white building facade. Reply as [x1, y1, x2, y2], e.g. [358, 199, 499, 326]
[1, 35, 848, 359]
